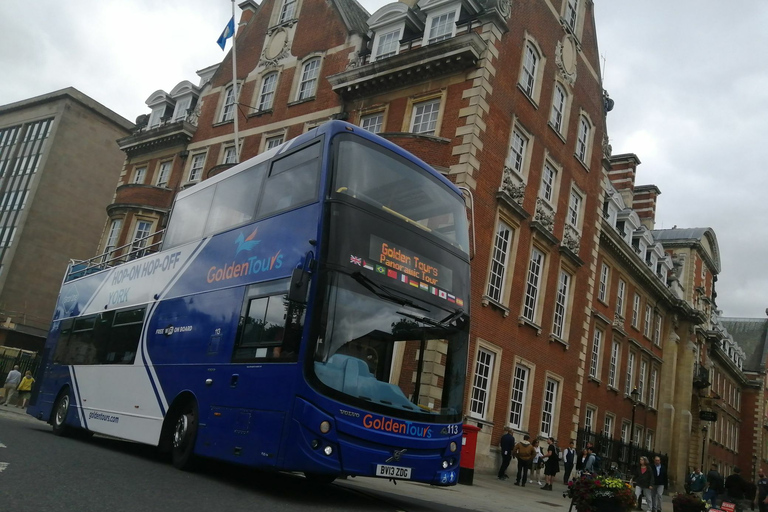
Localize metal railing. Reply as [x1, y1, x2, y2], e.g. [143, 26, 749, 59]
[576, 429, 668, 480]
[65, 229, 165, 282]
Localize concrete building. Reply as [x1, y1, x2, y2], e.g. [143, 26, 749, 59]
[0, 88, 132, 351]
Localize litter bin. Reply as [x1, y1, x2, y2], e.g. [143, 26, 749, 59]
[459, 424, 481, 485]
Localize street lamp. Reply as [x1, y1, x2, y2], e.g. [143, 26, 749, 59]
[701, 425, 708, 470]
[629, 387, 640, 465]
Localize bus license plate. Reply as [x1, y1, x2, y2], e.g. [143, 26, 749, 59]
[376, 464, 412, 479]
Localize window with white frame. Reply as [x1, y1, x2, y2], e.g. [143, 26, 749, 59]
[487, 221, 513, 303]
[564, 0, 579, 31]
[265, 135, 284, 150]
[540, 163, 556, 203]
[632, 294, 640, 328]
[220, 84, 239, 122]
[0, 227, 16, 248]
[638, 359, 647, 403]
[522, 248, 544, 322]
[643, 304, 652, 337]
[148, 107, 164, 128]
[223, 146, 237, 164]
[645, 431, 654, 451]
[133, 166, 146, 184]
[426, 9, 456, 44]
[278, 0, 297, 23]
[633, 425, 642, 445]
[608, 340, 620, 388]
[621, 421, 629, 443]
[585, 407, 595, 432]
[549, 84, 566, 133]
[509, 364, 529, 429]
[616, 279, 626, 317]
[598, 263, 609, 302]
[173, 97, 191, 122]
[104, 219, 122, 257]
[469, 348, 495, 419]
[653, 313, 662, 345]
[541, 378, 559, 437]
[188, 153, 206, 182]
[156, 161, 171, 187]
[520, 42, 539, 97]
[374, 28, 400, 60]
[506, 128, 528, 175]
[552, 270, 571, 339]
[576, 115, 590, 163]
[410, 98, 440, 135]
[258, 72, 278, 111]
[649, 367, 658, 408]
[589, 329, 602, 379]
[567, 188, 582, 228]
[130, 220, 152, 254]
[625, 351, 635, 394]
[360, 112, 384, 134]
[603, 414, 614, 438]
[297, 58, 320, 101]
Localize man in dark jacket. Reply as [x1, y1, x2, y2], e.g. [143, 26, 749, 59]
[652, 456, 668, 512]
[562, 441, 576, 484]
[497, 427, 515, 480]
[724, 467, 750, 511]
[705, 463, 724, 506]
[757, 469, 768, 512]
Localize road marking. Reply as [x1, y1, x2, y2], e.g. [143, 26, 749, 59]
[0, 442, 6, 448]
[0, 462, 9, 472]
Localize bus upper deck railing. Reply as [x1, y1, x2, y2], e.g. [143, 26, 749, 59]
[65, 230, 165, 282]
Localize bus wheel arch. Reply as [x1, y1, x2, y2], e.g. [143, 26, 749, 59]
[162, 393, 200, 471]
[51, 387, 73, 437]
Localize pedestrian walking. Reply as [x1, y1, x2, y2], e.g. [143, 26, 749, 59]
[530, 439, 543, 485]
[498, 427, 515, 480]
[542, 437, 559, 490]
[651, 456, 668, 512]
[513, 434, 535, 487]
[3, 365, 21, 406]
[16, 370, 35, 408]
[757, 469, 768, 512]
[632, 456, 654, 511]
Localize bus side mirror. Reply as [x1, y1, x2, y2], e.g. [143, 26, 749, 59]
[289, 268, 310, 303]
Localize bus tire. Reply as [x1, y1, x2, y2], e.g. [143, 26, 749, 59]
[304, 472, 337, 484]
[170, 400, 199, 471]
[51, 390, 72, 437]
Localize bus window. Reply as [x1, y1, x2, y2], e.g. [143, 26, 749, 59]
[204, 162, 267, 237]
[104, 307, 144, 364]
[232, 279, 303, 362]
[256, 142, 321, 218]
[163, 186, 215, 248]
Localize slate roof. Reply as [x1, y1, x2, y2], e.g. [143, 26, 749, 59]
[332, 0, 370, 35]
[720, 317, 768, 373]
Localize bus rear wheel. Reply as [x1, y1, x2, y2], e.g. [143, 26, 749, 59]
[171, 401, 199, 471]
[51, 391, 72, 437]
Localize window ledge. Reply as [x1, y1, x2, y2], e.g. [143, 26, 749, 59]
[212, 119, 234, 128]
[548, 122, 567, 143]
[382, 132, 451, 144]
[248, 108, 273, 118]
[589, 376, 601, 386]
[518, 316, 542, 335]
[548, 333, 569, 349]
[516, 83, 539, 109]
[607, 385, 619, 395]
[574, 153, 590, 172]
[481, 295, 510, 317]
[287, 97, 316, 107]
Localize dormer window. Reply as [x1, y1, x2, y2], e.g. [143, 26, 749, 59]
[426, 9, 457, 44]
[172, 97, 191, 122]
[374, 28, 401, 60]
[148, 107, 164, 128]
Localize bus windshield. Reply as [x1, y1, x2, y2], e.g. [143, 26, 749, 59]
[333, 136, 469, 255]
[312, 270, 467, 423]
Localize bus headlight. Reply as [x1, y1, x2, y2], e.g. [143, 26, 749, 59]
[323, 446, 333, 456]
[442, 460, 449, 469]
[449, 441, 457, 452]
[320, 421, 331, 434]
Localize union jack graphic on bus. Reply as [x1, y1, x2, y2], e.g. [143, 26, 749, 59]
[350, 255, 362, 266]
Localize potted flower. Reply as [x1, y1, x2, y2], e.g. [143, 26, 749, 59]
[672, 493, 707, 512]
[567, 473, 637, 512]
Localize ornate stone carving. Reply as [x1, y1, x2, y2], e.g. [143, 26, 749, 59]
[534, 198, 555, 233]
[497, 0, 511, 19]
[555, 36, 578, 86]
[186, 106, 201, 126]
[260, 26, 291, 68]
[562, 223, 581, 253]
[602, 133, 612, 159]
[613, 312, 625, 329]
[500, 166, 526, 204]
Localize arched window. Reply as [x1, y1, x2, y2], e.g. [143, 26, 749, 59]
[258, 72, 278, 111]
[550, 84, 566, 133]
[297, 58, 320, 101]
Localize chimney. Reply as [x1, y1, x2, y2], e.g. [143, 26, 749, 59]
[633, 185, 662, 230]
[608, 154, 640, 208]
[237, 1, 259, 33]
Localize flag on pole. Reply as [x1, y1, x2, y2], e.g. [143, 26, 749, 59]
[217, 17, 235, 50]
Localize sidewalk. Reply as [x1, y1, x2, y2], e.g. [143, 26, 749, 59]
[338, 470, 677, 511]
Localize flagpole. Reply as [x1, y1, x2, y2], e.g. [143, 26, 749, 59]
[230, 0, 240, 163]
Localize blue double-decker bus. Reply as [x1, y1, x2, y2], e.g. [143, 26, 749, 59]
[28, 121, 470, 485]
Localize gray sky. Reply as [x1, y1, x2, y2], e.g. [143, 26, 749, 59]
[1, 0, 765, 318]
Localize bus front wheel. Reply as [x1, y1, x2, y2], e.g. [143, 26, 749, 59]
[51, 391, 72, 437]
[171, 401, 199, 471]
